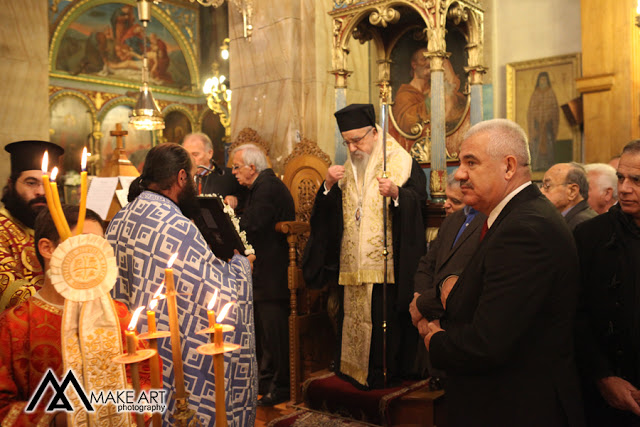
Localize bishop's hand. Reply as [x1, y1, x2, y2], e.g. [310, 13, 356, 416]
[377, 177, 399, 199]
[326, 165, 345, 190]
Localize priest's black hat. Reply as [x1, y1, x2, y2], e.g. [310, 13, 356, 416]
[4, 140, 64, 175]
[334, 103, 376, 132]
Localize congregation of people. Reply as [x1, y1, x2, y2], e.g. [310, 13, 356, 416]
[1, 103, 640, 426]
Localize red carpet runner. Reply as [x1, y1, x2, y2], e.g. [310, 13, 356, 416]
[269, 373, 430, 426]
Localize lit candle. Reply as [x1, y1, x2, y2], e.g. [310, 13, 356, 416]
[127, 306, 145, 354]
[127, 306, 147, 427]
[147, 283, 163, 334]
[213, 302, 233, 427]
[164, 252, 186, 399]
[49, 167, 71, 241]
[147, 299, 157, 334]
[76, 147, 88, 235]
[207, 289, 219, 328]
[41, 152, 67, 239]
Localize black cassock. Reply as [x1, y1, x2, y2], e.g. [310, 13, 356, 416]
[303, 158, 427, 389]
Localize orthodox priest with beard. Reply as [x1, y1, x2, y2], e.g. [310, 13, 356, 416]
[107, 143, 258, 426]
[0, 140, 64, 312]
[304, 104, 427, 389]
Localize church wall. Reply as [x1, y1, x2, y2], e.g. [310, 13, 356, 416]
[489, 0, 582, 120]
[229, 0, 371, 169]
[0, 0, 50, 188]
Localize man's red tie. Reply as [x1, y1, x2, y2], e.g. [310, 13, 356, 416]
[480, 219, 488, 241]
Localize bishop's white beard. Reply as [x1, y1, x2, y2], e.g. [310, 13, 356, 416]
[350, 150, 370, 185]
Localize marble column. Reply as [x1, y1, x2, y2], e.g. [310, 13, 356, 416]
[229, 0, 338, 172]
[470, 84, 483, 125]
[334, 87, 347, 165]
[427, 26, 448, 202]
[0, 0, 50, 186]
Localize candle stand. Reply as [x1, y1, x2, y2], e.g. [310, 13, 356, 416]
[112, 344, 156, 427]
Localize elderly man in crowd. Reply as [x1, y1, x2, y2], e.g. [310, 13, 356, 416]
[585, 163, 618, 215]
[0, 140, 64, 311]
[574, 140, 640, 426]
[182, 132, 246, 210]
[443, 173, 465, 216]
[232, 143, 295, 406]
[424, 119, 584, 426]
[541, 162, 597, 230]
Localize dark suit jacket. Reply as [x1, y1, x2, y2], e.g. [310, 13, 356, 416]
[565, 199, 597, 231]
[429, 184, 584, 427]
[414, 208, 485, 320]
[197, 162, 248, 213]
[574, 204, 640, 425]
[240, 169, 295, 301]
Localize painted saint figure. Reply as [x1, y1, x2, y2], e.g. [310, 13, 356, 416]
[391, 46, 469, 157]
[527, 71, 559, 171]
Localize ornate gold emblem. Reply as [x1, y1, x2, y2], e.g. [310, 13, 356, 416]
[61, 245, 108, 290]
[50, 234, 117, 302]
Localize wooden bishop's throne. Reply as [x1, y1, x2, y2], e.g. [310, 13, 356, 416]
[274, 137, 336, 404]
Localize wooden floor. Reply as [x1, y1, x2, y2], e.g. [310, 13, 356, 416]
[255, 399, 297, 427]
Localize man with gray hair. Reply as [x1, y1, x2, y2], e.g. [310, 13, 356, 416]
[232, 143, 295, 406]
[182, 132, 246, 210]
[541, 162, 597, 230]
[585, 163, 618, 214]
[424, 119, 584, 426]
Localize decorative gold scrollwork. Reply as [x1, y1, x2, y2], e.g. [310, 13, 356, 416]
[447, 4, 469, 25]
[369, 6, 400, 28]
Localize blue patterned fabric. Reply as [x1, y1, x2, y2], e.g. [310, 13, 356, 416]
[106, 191, 257, 426]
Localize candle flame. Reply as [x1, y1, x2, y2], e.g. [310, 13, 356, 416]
[167, 252, 178, 268]
[152, 281, 164, 299]
[207, 289, 219, 311]
[41, 151, 49, 173]
[128, 306, 146, 330]
[149, 298, 158, 310]
[216, 301, 234, 323]
[81, 147, 88, 171]
[50, 167, 58, 181]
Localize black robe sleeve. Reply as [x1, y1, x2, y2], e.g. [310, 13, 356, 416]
[391, 159, 427, 311]
[302, 184, 343, 289]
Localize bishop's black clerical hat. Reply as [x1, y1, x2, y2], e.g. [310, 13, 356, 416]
[4, 140, 64, 175]
[334, 103, 376, 132]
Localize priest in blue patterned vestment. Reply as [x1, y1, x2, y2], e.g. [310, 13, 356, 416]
[107, 143, 257, 426]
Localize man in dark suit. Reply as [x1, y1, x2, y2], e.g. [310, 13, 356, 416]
[424, 119, 584, 427]
[574, 140, 640, 426]
[541, 162, 597, 230]
[233, 143, 295, 406]
[410, 176, 486, 331]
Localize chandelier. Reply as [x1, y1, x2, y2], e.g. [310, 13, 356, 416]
[129, 0, 165, 131]
[203, 59, 231, 140]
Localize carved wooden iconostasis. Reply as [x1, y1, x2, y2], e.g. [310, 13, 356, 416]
[330, 0, 485, 199]
[47, 0, 227, 176]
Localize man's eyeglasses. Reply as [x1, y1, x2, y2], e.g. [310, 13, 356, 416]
[538, 181, 567, 191]
[231, 164, 249, 171]
[342, 127, 374, 147]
